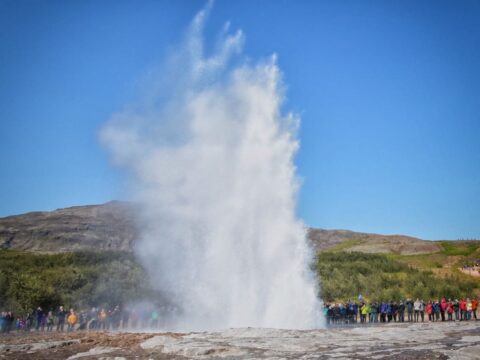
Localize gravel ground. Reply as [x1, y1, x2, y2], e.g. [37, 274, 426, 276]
[1, 321, 479, 359]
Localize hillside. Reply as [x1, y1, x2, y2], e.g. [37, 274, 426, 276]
[0, 201, 137, 252]
[307, 228, 440, 255]
[0, 201, 444, 255]
[0, 202, 478, 312]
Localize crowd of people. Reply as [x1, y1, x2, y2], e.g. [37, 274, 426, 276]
[0, 305, 165, 333]
[1, 297, 479, 333]
[324, 297, 479, 325]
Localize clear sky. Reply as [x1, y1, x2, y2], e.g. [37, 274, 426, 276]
[1, 0, 479, 240]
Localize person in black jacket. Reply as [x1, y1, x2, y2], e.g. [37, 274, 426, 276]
[56, 306, 67, 332]
[406, 299, 414, 322]
[391, 302, 398, 322]
[398, 301, 405, 322]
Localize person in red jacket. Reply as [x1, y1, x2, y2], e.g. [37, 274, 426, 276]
[447, 299, 454, 321]
[426, 301, 433, 322]
[440, 298, 447, 321]
[472, 298, 478, 320]
[459, 298, 467, 321]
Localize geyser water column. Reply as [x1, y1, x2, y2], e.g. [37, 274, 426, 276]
[101, 4, 321, 330]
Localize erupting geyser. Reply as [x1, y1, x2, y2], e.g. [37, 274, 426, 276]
[101, 3, 321, 330]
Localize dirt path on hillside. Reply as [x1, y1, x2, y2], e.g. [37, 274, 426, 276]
[460, 267, 480, 277]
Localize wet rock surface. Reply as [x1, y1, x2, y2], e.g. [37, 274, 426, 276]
[0, 322, 479, 359]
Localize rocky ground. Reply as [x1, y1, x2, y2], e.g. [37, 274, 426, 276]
[1, 322, 479, 359]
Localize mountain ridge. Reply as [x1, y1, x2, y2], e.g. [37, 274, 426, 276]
[0, 201, 442, 254]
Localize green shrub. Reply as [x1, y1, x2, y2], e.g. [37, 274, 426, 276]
[0, 250, 151, 314]
[317, 251, 477, 302]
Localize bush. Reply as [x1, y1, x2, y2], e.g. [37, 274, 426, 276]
[0, 250, 152, 314]
[317, 251, 478, 302]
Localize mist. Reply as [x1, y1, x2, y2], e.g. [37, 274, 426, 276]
[101, 3, 321, 330]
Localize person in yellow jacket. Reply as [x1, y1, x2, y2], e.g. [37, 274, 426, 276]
[99, 308, 108, 330]
[466, 299, 473, 320]
[67, 309, 77, 332]
[360, 303, 370, 323]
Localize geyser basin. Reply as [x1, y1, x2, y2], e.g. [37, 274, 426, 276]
[101, 3, 321, 331]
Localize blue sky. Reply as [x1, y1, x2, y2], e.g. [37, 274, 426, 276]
[1, 0, 479, 240]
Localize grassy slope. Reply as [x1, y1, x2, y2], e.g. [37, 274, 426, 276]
[318, 239, 480, 302]
[1, 239, 479, 313]
[0, 250, 152, 314]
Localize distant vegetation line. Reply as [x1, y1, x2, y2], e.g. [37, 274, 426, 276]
[0, 202, 478, 314]
[317, 252, 478, 302]
[0, 250, 154, 315]
[1, 242, 479, 315]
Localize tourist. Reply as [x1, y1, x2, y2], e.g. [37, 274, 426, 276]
[426, 301, 433, 321]
[466, 299, 472, 320]
[46, 311, 54, 331]
[460, 298, 467, 320]
[56, 306, 67, 332]
[67, 309, 77, 332]
[387, 302, 393, 322]
[453, 299, 460, 320]
[0, 312, 6, 333]
[370, 302, 378, 323]
[99, 308, 108, 330]
[440, 298, 447, 321]
[472, 298, 478, 320]
[447, 300, 454, 321]
[110, 305, 121, 330]
[380, 302, 387, 322]
[420, 300, 425, 321]
[434, 300, 441, 321]
[35, 306, 44, 331]
[414, 298, 421, 322]
[398, 301, 405, 322]
[406, 299, 414, 322]
[88, 307, 98, 329]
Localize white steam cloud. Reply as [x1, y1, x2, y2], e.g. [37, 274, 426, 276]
[101, 3, 321, 330]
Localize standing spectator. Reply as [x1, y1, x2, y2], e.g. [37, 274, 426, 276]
[25, 311, 33, 331]
[466, 299, 473, 320]
[360, 303, 369, 323]
[353, 303, 359, 323]
[78, 311, 88, 330]
[98, 309, 108, 330]
[110, 306, 121, 330]
[433, 300, 441, 321]
[386, 302, 393, 322]
[472, 298, 478, 320]
[370, 302, 378, 323]
[392, 302, 399, 322]
[35, 307, 44, 331]
[460, 299, 467, 320]
[380, 302, 388, 322]
[447, 300, 454, 321]
[453, 299, 460, 320]
[440, 298, 447, 321]
[414, 299, 422, 322]
[398, 301, 405, 322]
[0, 312, 6, 333]
[426, 301, 433, 321]
[56, 306, 67, 332]
[46, 311, 54, 331]
[88, 308, 98, 330]
[406, 299, 414, 322]
[67, 309, 77, 332]
[420, 300, 425, 322]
